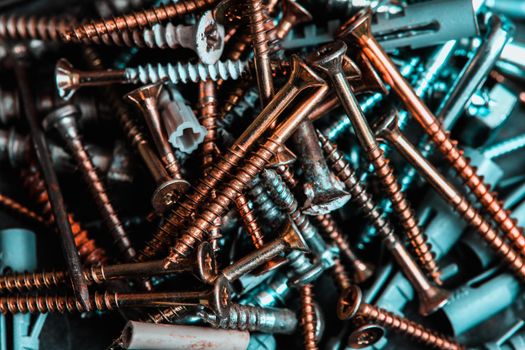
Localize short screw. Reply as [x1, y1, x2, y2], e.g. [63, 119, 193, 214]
[338, 286, 464, 350]
[61, 0, 218, 43]
[337, 9, 525, 266]
[43, 105, 136, 261]
[309, 40, 441, 284]
[318, 131, 449, 316]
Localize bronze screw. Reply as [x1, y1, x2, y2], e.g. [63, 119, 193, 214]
[337, 9, 525, 261]
[140, 56, 324, 262]
[247, 0, 274, 105]
[313, 214, 373, 283]
[199, 80, 220, 170]
[375, 111, 525, 283]
[300, 284, 319, 350]
[21, 166, 108, 266]
[61, 0, 217, 43]
[308, 41, 441, 284]
[43, 105, 136, 261]
[317, 132, 449, 316]
[162, 84, 329, 268]
[0, 15, 75, 41]
[338, 286, 464, 350]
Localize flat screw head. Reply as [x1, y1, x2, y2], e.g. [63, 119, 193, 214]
[195, 10, 225, 65]
[281, 0, 313, 28]
[307, 40, 347, 75]
[336, 8, 373, 44]
[124, 80, 164, 110]
[288, 55, 327, 90]
[337, 285, 362, 320]
[195, 242, 217, 284]
[347, 324, 385, 349]
[280, 220, 309, 252]
[55, 58, 79, 101]
[212, 276, 232, 317]
[43, 104, 80, 139]
[371, 109, 399, 140]
[151, 179, 190, 213]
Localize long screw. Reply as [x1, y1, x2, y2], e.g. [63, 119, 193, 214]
[199, 80, 219, 170]
[0, 15, 75, 41]
[61, 0, 218, 43]
[317, 132, 449, 316]
[308, 40, 441, 283]
[300, 284, 319, 350]
[43, 105, 136, 261]
[162, 84, 329, 268]
[375, 111, 525, 282]
[312, 214, 373, 283]
[235, 194, 265, 249]
[138, 56, 324, 262]
[338, 286, 464, 350]
[0, 192, 46, 226]
[21, 166, 108, 266]
[337, 9, 525, 263]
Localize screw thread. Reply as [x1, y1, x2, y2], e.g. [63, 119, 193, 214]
[331, 259, 351, 291]
[248, 177, 285, 228]
[224, 31, 252, 61]
[0, 291, 117, 314]
[367, 145, 440, 282]
[0, 271, 68, 293]
[165, 138, 279, 265]
[213, 304, 297, 334]
[62, 0, 217, 42]
[0, 193, 45, 225]
[287, 250, 316, 277]
[199, 80, 219, 170]
[0, 15, 75, 41]
[21, 166, 108, 266]
[359, 303, 463, 350]
[275, 165, 298, 189]
[427, 124, 525, 261]
[144, 305, 190, 324]
[66, 137, 136, 261]
[300, 284, 318, 350]
[125, 60, 248, 85]
[236, 194, 265, 249]
[219, 82, 258, 129]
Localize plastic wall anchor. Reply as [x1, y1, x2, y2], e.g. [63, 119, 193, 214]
[0, 228, 45, 350]
[159, 87, 206, 154]
[117, 321, 250, 350]
[442, 271, 522, 336]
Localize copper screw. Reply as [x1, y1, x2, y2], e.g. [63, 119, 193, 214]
[317, 132, 449, 316]
[61, 0, 217, 43]
[0, 15, 75, 41]
[375, 111, 525, 283]
[162, 84, 329, 268]
[82, 47, 178, 215]
[247, 0, 274, 105]
[21, 165, 108, 266]
[138, 56, 324, 262]
[308, 41, 441, 284]
[331, 258, 351, 291]
[272, 0, 312, 42]
[199, 80, 220, 170]
[144, 305, 191, 324]
[300, 284, 319, 350]
[337, 9, 525, 261]
[0, 192, 46, 226]
[313, 214, 373, 283]
[235, 194, 265, 249]
[338, 286, 464, 350]
[43, 105, 136, 261]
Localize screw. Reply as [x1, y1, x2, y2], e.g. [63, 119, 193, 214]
[312, 214, 373, 283]
[247, 0, 274, 106]
[162, 82, 329, 268]
[199, 80, 220, 170]
[331, 258, 352, 291]
[290, 119, 350, 215]
[199, 303, 298, 334]
[317, 132, 449, 316]
[0, 192, 46, 226]
[346, 323, 385, 349]
[300, 284, 318, 350]
[0, 243, 216, 293]
[272, 0, 313, 42]
[144, 305, 192, 324]
[43, 104, 136, 261]
[21, 165, 108, 266]
[0, 277, 231, 316]
[89, 10, 225, 65]
[235, 194, 265, 249]
[61, 0, 218, 43]
[0, 15, 75, 41]
[338, 285, 464, 350]
[55, 58, 248, 101]
[139, 56, 324, 262]
[374, 111, 525, 283]
[337, 9, 525, 264]
[308, 40, 441, 284]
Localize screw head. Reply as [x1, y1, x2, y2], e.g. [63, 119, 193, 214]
[195, 10, 225, 65]
[212, 276, 232, 317]
[280, 220, 309, 252]
[347, 324, 385, 348]
[124, 80, 164, 109]
[335, 8, 373, 44]
[151, 179, 190, 213]
[195, 242, 217, 284]
[43, 104, 80, 139]
[337, 285, 362, 320]
[55, 58, 80, 101]
[302, 187, 351, 215]
[307, 40, 347, 75]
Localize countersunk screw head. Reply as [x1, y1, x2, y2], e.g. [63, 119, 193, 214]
[347, 324, 385, 349]
[151, 179, 190, 213]
[307, 40, 347, 74]
[55, 58, 79, 101]
[336, 8, 373, 43]
[195, 10, 225, 64]
[212, 276, 232, 317]
[195, 242, 217, 284]
[337, 285, 362, 320]
[280, 220, 309, 252]
[43, 104, 80, 140]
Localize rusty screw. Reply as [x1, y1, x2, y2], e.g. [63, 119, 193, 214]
[338, 285, 464, 350]
[308, 40, 441, 283]
[43, 104, 136, 261]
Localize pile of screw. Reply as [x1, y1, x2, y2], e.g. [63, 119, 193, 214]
[1, 0, 525, 349]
